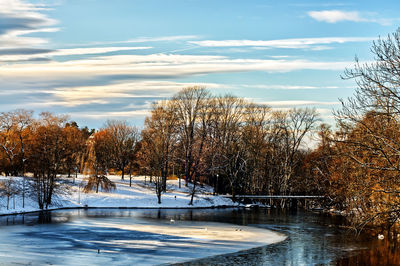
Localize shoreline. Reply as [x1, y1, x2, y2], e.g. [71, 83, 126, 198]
[172, 243, 285, 266]
[0, 204, 241, 217]
[0, 175, 239, 217]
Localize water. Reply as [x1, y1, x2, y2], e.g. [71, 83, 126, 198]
[0, 208, 397, 265]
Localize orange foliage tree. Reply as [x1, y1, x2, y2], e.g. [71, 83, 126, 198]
[83, 130, 115, 193]
[332, 28, 400, 230]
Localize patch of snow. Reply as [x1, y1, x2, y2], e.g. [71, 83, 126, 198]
[0, 175, 238, 215]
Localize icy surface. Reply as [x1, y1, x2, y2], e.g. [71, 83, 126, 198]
[0, 209, 286, 265]
[0, 175, 237, 215]
[0, 208, 384, 265]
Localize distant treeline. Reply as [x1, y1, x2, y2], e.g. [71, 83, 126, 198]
[0, 87, 319, 208]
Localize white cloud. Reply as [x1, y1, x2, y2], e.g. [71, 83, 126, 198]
[259, 100, 340, 107]
[189, 37, 372, 49]
[308, 10, 363, 23]
[0, 0, 58, 48]
[240, 84, 340, 90]
[308, 10, 394, 25]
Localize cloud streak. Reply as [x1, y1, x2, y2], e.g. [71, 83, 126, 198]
[260, 100, 340, 107]
[0, 53, 354, 83]
[0, 46, 152, 61]
[240, 84, 341, 90]
[308, 10, 394, 25]
[64, 35, 200, 47]
[189, 37, 372, 49]
[70, 109, 151, 119]
[50, 81, 223, 107]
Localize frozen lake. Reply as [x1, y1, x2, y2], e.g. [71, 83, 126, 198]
[0, 208, 285, 265]
[0, 208, 394, 265]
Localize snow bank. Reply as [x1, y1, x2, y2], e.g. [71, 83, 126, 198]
[103, 220, 286, 247]
[88, 219, 287, 264]
[0, 175, 238, 215]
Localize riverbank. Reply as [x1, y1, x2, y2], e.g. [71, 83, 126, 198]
[0, 175, 237, 216]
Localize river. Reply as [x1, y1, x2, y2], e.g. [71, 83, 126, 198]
[0, 208, 398, 265]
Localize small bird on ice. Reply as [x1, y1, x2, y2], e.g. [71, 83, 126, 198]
[170, 219, 175, 223]
[378, 234, 384, 240]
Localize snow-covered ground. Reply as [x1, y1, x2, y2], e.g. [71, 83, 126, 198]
[0, 175, 237, 215]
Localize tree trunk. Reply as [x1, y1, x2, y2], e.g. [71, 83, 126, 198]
[185, 159, 190, 187]
[157, 191, 161, 204]
[189, 172, 198, 205]
[22, 175, 25, 208]
[129, 163, 132, 187]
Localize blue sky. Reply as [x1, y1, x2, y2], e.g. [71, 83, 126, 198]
[0, 0, 399, 128]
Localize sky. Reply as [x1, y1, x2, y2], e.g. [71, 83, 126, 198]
[0, 0, 399, 129]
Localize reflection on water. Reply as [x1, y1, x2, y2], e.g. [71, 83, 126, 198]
[335, 239, 400, 266]
[0, 208, 398, 265]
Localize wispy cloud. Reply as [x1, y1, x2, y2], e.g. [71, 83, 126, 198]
[50, 81, 223, 106]
[189, 37, 372, 49]
[240, 84, 340, 90]
[0, 0, 58, 48]
[64, 35, 200, 47]
[0, 51, 352, 119]
[308, 10, 394, 25]
[291, 3, 352, 8]
[0, 54, 354, 88]
[0, 46, 152, 61]
[125, 35, 200, 43]
[259, 100, 340, 107]
[70, 110, 151, 119]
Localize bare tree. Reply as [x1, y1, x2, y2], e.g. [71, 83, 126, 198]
[0, 178, 19, 210]
[105, 120, 140, 180]
[266, 108, 318, 207]
[139, 88, 317, 206]
[140, 101, 178, 203]
[207, 96, 247, 198]
[12, 109, 33, 208]
[188, 94, 214, 205]
[241, 103, 271, 195]
[173, 86, 211, 191]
